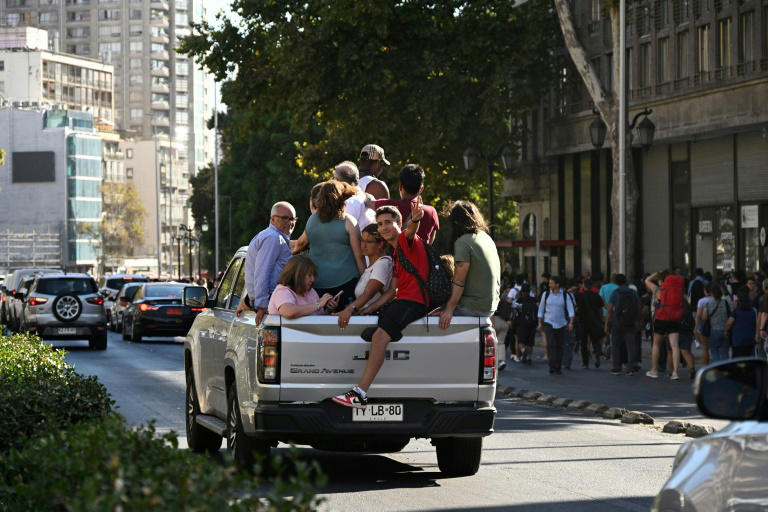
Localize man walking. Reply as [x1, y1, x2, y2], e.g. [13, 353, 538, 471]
[235, 202, 296, 323]
[575, 278, 605, 368]
[604, 274, 641, 375]
[359, 144, 390, 200]
[538, 276, 575, 375]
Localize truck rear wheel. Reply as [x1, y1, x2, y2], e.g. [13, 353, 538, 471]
[434, 437, 482, 477]
[185, 368, 222, 453]
[226, 384, 269, 470]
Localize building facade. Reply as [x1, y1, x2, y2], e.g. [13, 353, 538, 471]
[0, 107, 106, 272]
[0, 0, 212, 180]
[509, 0, 768, 280]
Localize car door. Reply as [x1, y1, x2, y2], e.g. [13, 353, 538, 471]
[202, 256, 244, 416]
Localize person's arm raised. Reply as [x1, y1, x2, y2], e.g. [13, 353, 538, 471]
[405, 196, 424, 242]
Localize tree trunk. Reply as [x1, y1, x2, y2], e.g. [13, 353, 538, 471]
[554, 0, 638, 279]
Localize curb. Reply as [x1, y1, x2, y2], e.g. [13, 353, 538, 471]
[496, 385, 717, 437]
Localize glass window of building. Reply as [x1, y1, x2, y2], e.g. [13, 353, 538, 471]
[41, 0, 58, 4]
[67, 27, 90, 39]
[677, 30, 689, 79]
[717, 17, 731, 75]
[738, 11, 754, 67]
[696, 24, 710, 75]
[657, 37, 670, 84]
[130, 41, 143, 53]
[129, 25, 142, 36]
[176, 111, 188, 125]
[67, 10, 89, 21]
[130, 9, 141, 19]
[129, 90, 143, 102]
[99, 9, 120, 20]
[130, 108, 143, 119]
[639, 43, 651, 89]
[175, 60, 188, 75]
[129, 74, 143, 86]
[126, 168, 134, 179]
[130, 58, 142, 70]
[39, 11, 58, 23]
[175, 12, 188, 25]
[176, 78, 188, 91]
[99, 25, 119, 37]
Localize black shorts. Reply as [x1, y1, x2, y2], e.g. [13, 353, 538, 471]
[678, 333, 693, 350]
[516, 325, 536, 346]
[377, 299, 427, 341]
[654, 319, 680, 335]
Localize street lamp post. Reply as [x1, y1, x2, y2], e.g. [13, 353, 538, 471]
[180, 224, 194, 281]
[175, 234, 183, 281]
[462, 144, 516, 239]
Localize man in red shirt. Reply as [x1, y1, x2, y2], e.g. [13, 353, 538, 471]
[370, 163, 440, 244]
[332, 200, 428, 409]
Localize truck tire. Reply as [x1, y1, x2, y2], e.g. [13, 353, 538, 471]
[434, 437, 482, 477]
[226, 384, 269, 470]
[89, 332, 107, 350]
[185, 367, 222, 453]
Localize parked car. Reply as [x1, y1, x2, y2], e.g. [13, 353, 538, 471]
[653, 357, 768, 512]
[182, 248, 497, 474]
[99, 274, 149, 329]
[4, 268, 64, 331]
[122, 282, 205, 343]
[109, 282, 143, 332]
[19, 273, 107, 350]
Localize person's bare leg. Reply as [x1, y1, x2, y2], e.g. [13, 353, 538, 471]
[358, 328, 392, 393]
[700, 335, 710, 366]
[669, 333, 681, 375]
[681, 349, 695, 369]
[651, 333, 663, 372]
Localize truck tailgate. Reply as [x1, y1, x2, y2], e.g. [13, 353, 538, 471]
[276, 315, 483, 402]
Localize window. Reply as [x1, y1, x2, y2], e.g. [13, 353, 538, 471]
[677, 30, 689, 79]
[39, 11, 58, 23]
[126, 148, 133, 159]
[126, 167, 134, 179]
[175, 60, 189, 75]
[656, 0, 671, 29]
[657, 37, 671, 83]
[67, 27, 90, 39]
[130, 108, 143, 119]
[129, 74, 143, 86]
[130, 9, 141, 19]
[99, 25, 120, 37]
[130, 41, 143, 53]
[0, 81, 4, 94]
[176, 111, 188, 124]
[697, 24, 710, 74]
[638, 4, 651, 35]
[175, 12, 188, 25]
[230, 263, 246, 310]
[40, 0, 58, 4]
[175, 78, 188, 91]
[129, 25, 142, 36]
[99, 42, 121, 62]
[129, 90, 143, 102]
[673, 0, 690, 24]
[0, 61, 4, 71]
[130, 58, 142, 70]
[151, 43, 168, 53]
[738, 11, 754, 66]
[6, 13, 20, 26]
[99, 9, 120, 20]
[5, 0, 28, 7]
[717, 17, 731, 75]
[215, 258, 242, 309]
[152, 92, 169, 102]
[626, 47, 634, 90]
[639, 43, 652, 88]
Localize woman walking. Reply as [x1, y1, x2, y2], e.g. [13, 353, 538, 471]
[726, 287, 758, 358]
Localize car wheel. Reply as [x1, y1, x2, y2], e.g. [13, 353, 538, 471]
[226, 383, 269, 470]
[131, 321, 143, 343]
[186, 366, 222, 453]
[106, 311, 113, 331]
[434, 437, 482, 477]
[116, 314, 123, 333]
[89, 332, 107, 350]
[52, 294, 83, 323]
[121, 317, 130, 341]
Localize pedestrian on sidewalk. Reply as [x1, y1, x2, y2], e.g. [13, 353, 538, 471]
[561, 280, 580, 370]
[599, 275, 620, 360]
[677, 300, 697, 379]
[757, 279, 768, 359]
[702, 283, 733, 362]
[725, 287, 758, 358]
[604, 274, 641, 375]
[575, 278, 605, 368]
[515, 283, 538, 365]
[537, 276, 575, 375]
[645, 271, 686, 380]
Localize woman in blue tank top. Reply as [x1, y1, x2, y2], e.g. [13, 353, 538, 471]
[306, 180, 365, 311]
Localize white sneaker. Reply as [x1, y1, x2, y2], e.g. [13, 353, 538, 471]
[670, 371, 680, 380]
[511, 355, 521, 362]
[645, 370, 659, 379]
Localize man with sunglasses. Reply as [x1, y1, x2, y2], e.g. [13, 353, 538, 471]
[236, 201, 297, 323]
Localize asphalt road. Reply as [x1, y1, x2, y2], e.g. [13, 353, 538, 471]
[61, 331, 682, 511]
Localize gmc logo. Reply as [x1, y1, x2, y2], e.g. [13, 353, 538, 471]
[353, 350, 410, 361]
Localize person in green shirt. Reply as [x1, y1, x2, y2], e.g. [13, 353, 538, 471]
[439, 201, 501, 329]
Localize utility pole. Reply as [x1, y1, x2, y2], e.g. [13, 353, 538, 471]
[618, 0, 627, 274]
[214, 85, 220, 274]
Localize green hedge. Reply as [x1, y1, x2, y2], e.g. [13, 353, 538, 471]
[0, 333, 113, 452]
[0, 414, 325, 511]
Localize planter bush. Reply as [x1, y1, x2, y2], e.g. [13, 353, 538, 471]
[0, 333, 113, 452]
[0, 414, 325, 511]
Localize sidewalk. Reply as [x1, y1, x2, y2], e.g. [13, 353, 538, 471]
[497, 336, 730, 430]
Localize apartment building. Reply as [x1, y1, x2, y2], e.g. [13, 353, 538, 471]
[510, 0, 768, 279]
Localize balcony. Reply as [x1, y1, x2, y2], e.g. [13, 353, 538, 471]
[151, 50, 170, 60]
[151, 32, 170, 43]
[151, 83, 170, 94]
[152, 117, 170, 127]
[151, 67, 170, 77]
[151, 101, 170, 110]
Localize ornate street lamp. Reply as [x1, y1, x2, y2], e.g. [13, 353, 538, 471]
[462, 144, 517, 238]
[589, 117, 607, 148]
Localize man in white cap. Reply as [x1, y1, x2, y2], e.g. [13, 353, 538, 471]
[359, 143, 390, 200]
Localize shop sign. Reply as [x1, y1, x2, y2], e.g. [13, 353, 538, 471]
[721, 231, 734, 241]
[741, 205, 759, 228]
[698, 220, 713, 234]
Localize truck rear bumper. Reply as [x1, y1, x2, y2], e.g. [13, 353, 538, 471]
[245, 400, 496, 443]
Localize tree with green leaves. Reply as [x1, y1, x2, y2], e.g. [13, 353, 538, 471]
[101, 182, 147, 263]
[0, 149, 5, 166]
[180, 0, 560, 262]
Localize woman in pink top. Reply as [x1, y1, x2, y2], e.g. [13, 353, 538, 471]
[268, 255, 337, 318]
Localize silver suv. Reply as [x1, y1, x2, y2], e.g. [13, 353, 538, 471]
[99, 274, 149, 329]
[21, 273, 108, 350]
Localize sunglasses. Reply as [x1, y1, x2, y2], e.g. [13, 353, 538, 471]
[273, 215, 298, 222]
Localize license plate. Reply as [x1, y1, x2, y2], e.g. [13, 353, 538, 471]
[352, 403, 403, 422]
[166, 308, 183, 315]
[57, 327, 77, 335]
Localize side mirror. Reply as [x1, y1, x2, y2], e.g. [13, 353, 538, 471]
[695, 358, 767, 421]
[183, 286, 209, 308]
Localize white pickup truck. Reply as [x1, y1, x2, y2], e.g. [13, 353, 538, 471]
[182, 247, 498, 476]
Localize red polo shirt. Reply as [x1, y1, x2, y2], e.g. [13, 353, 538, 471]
[394, 232, 429, 304]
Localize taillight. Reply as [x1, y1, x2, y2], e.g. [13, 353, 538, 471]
[86, 297, 103, 305]
[190, 307, 207, 313]
[481, 330, 496, 383]
[139, 303, 159, 312]
[257, 327, 280, 383]
[28, 297, 48, 306]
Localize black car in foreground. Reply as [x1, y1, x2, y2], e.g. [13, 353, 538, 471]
[122, 282, 206, 342]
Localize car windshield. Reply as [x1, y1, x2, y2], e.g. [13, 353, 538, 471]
[145, 285, 185, 298]
[107, 277, 148, 290]
[37, 278, 97, 295]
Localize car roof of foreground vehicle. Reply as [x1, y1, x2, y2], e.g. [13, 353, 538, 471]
[143, 281, 187, 287]
[37, 273, 94, 280]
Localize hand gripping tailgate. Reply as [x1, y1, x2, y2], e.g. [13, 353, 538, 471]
[277, 315, 482, 402]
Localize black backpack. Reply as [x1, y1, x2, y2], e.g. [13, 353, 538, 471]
[615, 288, 639, 329]
[397, 241, 452, 308]
[518, 296, 538, 327]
